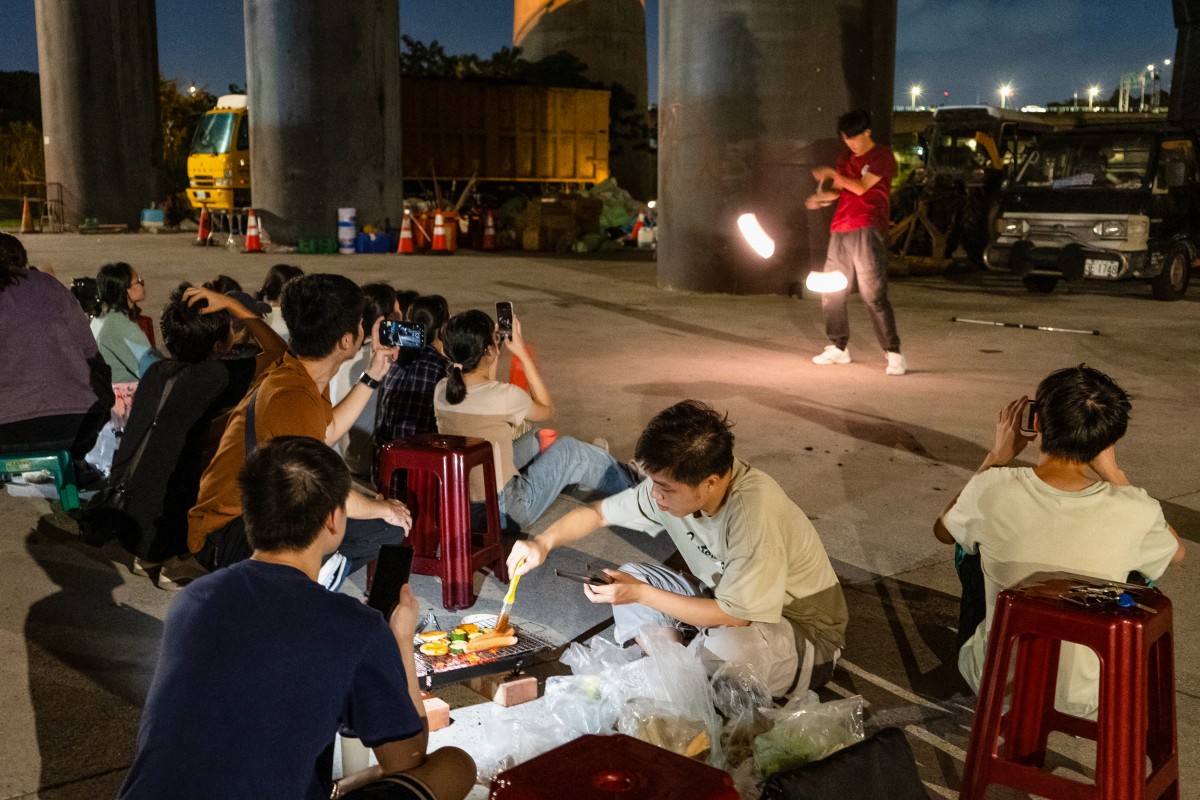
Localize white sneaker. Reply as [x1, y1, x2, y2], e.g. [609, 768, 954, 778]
[319, 553, 349, 592]
[885, 352, 907, 376]
[812, 345, 851, 365]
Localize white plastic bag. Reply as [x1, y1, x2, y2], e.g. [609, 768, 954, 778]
[752, 695, 865, 778]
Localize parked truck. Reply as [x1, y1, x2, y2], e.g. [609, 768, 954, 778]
[186, 80, 611, 212]
[985, 121, 1199, 300]
[889, 105, 1051, 268]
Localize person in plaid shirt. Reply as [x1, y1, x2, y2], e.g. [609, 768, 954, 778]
[375, 295, 450, 445]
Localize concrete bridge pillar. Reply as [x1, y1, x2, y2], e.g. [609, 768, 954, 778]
[244, 0, 403, 245]
[657, 0, 896, 294]
[34, 0, 161, 229]
[514, 0, 653, 200]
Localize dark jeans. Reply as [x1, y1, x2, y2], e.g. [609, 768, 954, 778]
[0, 410, 108, 460]
[955, 547, 986, 650]
[197, 514, 406, 575]
[820, 227, 901, 353]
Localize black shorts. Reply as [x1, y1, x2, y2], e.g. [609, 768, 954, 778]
[341, 774, 436, 800]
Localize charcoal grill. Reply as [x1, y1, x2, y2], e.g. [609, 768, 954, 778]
[413, 622, 555, 689]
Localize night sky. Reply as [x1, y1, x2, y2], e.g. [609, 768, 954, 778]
[0, 0, 1179, 108]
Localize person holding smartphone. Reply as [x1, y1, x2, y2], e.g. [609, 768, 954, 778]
[507, 400, 848, 698]
[934, 365, 1185, 719]
[121, 437, 475, 800]
[433, 309, 637, 529]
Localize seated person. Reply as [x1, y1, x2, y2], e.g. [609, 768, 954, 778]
[435, 309, 636, 529]
[118, 436, 475, 800]
[188, 274, 410, 575]
[376, 294, 451, 445]
[256, 262, 304, 340]
[0, 233, 112, 463]
[332, 282, 398, 477]
[90, 261, 163, 429]
[93, 284, 286, 587]
[508, 400, 848, 697]
[935, 365, 1185, 719]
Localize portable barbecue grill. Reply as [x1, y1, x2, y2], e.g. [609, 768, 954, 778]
[413, 618, 556, 690]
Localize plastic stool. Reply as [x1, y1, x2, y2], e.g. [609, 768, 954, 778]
[490, 734, 738, 799]
[377, 434, 508, 610]
[0, 451, 79, 512]
[960, 571, 1177, 800]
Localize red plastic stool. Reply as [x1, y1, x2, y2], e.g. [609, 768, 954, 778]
[377, 434, 509, 610]
[960, 571, 1177, 800]
[490, 734, 738, 799]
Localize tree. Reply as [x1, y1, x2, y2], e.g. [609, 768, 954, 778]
[160, 78, 216, 195]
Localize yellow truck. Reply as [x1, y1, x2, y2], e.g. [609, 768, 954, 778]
[186, 94, 250, 212]
[186, 82, 610, 211]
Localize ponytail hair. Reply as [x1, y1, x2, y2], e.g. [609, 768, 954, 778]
[442, 309, 496, 405]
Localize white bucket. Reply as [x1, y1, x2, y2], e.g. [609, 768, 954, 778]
[337, 207, 356, 254]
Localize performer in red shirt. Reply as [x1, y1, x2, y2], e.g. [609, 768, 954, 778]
[805, 110, 906, 376]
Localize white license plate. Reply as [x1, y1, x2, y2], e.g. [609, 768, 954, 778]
[1084, 259, 1120, 278]
[194, 190, 208, 200]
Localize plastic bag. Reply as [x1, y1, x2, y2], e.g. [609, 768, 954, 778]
[711, 662, 774, 769]
[544, 674, 616, 735]
[614, 629, 724, 766]
[753, 695, 865, 778]
[473, 711, 578, 786]
[83, 421, 121, 477]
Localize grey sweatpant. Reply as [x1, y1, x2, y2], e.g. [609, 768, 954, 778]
[820, 227, 901, 353]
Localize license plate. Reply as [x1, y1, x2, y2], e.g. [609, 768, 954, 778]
[1084, 258, 1120, 278]
[194, 190, 208, 200]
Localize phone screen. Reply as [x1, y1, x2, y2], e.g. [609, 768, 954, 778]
[1020, 400, 1037, 436]
[379, 320, 426, 349]
[496, 301, 514, 340]
[366, 544, 414, 617]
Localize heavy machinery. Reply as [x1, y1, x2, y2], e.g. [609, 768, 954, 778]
[888, 105, 1052, 271]
[185, 81, 611, 212]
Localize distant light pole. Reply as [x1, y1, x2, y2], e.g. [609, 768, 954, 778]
[998, 83, 1013, 109]
[910, 84, 922, 110]
[1088, 85, 1100, 111]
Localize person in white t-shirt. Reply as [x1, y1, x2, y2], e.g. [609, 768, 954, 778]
[935, 365, 1185, 718]
[434, 309, 636, 529]
[507, 400, 848, 697]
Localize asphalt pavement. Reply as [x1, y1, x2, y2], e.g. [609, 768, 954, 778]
[2, 232, 1197, 799]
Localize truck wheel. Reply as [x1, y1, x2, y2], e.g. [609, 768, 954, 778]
[1151, 244, 1191, 301]
[1023, 275, 1058, 294]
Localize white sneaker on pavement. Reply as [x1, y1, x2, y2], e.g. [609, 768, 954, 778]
[885, 352, 907, 376]
[812, 345, 851, 365]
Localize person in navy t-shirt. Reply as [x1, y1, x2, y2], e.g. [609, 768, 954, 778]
[118, 436, 475, 800]
[806, 109, 907, 377]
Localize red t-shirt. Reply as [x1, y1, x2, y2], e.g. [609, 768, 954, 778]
[830, 144, 896, 233]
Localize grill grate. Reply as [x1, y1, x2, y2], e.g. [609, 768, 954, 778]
[413, 624, 556, 689]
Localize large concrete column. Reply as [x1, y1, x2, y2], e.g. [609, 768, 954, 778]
[1170, 0, 1200, 121]
[245, 0, 402, 245]
[658, 0, 896, 294]
[514, 0, 653, 199]
[34, 0, 161, 229]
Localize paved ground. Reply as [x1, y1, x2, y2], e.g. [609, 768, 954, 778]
[2, 232, 1198, 799]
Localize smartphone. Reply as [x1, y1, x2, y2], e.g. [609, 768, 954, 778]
[1019, 400, 1037, 436]
[496, 301, 514, 340]
[554, 568, 614, 586]
[378, 320, 426, 349]
[367, 544, 415, 617]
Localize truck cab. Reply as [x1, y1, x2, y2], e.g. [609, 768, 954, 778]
[186, 94, 250, 212]
[985, 122, 1199, 300]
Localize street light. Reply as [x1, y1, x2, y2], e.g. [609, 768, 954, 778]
[1088, 85, 1100, 111]
[998, 83, 1014, 109]
[910, 84, 922, 110]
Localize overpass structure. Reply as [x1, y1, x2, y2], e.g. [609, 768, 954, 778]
[31, 0, 1199, 294]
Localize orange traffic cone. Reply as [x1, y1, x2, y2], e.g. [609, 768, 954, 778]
[629, 212, 645, 244]
[397, 213, 414, 254]
[482, 211, 496, 251]
[195, 204, 212, 246]
[244, 209, 263, 253]
[19, 197, 34, 233]
[430, 212, 448, 253]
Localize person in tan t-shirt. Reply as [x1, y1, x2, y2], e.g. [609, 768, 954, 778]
[189, 274, 411, 576]
[434, 309, 636, 529]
